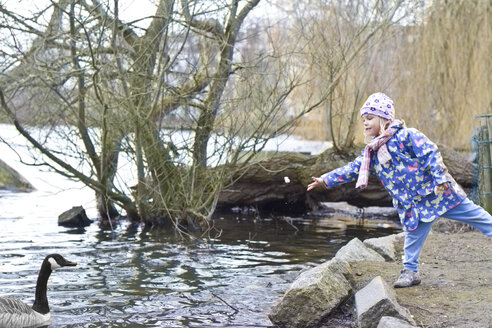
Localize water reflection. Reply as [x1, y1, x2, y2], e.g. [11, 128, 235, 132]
[0, 207, 400, 327]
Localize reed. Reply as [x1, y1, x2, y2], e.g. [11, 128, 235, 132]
[396, 0, 491, 150]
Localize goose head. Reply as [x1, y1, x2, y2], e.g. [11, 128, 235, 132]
[45, 254, 77, 270]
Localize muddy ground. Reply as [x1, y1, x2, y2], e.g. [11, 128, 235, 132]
[347, 225, 492, 328]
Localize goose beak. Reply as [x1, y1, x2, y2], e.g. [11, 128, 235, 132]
[62, 259, 77, 267]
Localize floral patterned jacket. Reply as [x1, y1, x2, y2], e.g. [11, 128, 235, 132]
[321, 121, 466, 231]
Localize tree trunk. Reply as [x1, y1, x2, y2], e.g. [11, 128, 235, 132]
[96, 192, 120, 220]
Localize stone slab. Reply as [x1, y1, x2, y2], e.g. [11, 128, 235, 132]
[355, 276, 415, 328]
[377, 316, 417, 328]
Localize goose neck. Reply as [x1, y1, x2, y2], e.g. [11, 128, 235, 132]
[32, 260, 52, 314]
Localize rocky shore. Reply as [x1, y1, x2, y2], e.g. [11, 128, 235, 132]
[269, 226, 492, 328]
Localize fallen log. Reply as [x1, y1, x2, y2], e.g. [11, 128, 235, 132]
[217, 144, 474, 213]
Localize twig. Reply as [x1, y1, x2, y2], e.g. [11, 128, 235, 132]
[211, 292, 239, 313]
[282, 216, 299, 232]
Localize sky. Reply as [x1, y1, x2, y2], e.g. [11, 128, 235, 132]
[2, 0, 279, 27]
[3, 0, 158, 25]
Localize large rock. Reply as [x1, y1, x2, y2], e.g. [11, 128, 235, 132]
[269, 258, 352, 328]
[377, 316, 417, 328]
[355, 276, 415, 328]
[0, 158, 34, 192]
[335, 238, 386, 263]
[363, 234, 400, 261]
[58, 206, 92, 227]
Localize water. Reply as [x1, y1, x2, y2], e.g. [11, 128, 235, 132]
[0, 126, 400, 327]
[0, 211, 398, 328]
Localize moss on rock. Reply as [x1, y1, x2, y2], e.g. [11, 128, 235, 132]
[0, 158, 34, 192]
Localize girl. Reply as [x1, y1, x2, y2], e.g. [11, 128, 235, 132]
[307, 92, 492, 288]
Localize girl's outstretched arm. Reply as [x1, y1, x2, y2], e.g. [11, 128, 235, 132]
[307, 152, 365, 191]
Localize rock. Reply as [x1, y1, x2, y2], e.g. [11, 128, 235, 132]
[269, 258, 352, 328]
[355, 276, 415, 328]
[394, 231, 405, 241]
[335, 238, 386, 263]
[377, 316, 417, 328]
[0, 158, 34, 192]
[58, 206, 92, 227]
[363, 234, 399, 261]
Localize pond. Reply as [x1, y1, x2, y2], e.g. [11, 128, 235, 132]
[0, 126, 401, 327]
[0, 205, 399, 327]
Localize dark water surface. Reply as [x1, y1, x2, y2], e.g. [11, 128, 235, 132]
[0, 202, 399, 328]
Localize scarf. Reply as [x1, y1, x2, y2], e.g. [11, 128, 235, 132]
[356, 122, 400, 189]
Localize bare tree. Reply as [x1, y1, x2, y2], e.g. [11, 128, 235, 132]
[0, 0, 308, 233]
[0, 0, 416, 234]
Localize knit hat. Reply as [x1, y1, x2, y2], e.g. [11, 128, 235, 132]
[360, 92, 395, 121]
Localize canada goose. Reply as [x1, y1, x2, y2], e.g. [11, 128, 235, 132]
[0, 254, 77, 328]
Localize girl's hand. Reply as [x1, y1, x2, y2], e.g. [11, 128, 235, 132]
[434, 182, 449, 194]
[307, 177, 324, 191]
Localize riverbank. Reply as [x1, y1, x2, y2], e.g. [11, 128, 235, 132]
[349, 228, 492, 328]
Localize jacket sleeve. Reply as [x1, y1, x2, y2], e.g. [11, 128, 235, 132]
[320, 152, 364, 188]
[406, 128, 449, 184]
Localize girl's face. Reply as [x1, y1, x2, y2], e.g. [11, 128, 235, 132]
[362, 114, 381, 137]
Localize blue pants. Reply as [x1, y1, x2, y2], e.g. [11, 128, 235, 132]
[403, 198, 492, 272]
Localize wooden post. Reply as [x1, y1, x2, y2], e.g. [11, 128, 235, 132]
[475, 114, 492, 214]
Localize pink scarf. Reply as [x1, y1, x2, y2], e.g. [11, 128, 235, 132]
[356, 125, 398, 189]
